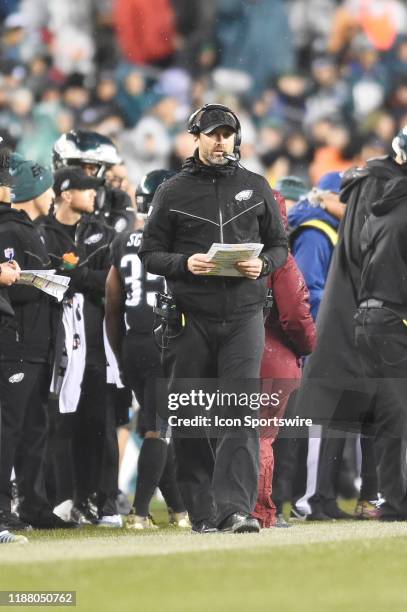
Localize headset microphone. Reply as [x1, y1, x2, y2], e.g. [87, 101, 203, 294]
[222, 152, 238, 162]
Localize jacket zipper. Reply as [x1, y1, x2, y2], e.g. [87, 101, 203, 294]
[213, 177, 227, 319]
[213, 178, 224, 243]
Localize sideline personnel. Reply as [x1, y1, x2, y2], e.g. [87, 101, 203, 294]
[106, 169, 189, 530]
[354, 176, 407, 520]
[0, 150, 25, 543]
[139, 104, 288, 533]
[0, 155, 76, 529]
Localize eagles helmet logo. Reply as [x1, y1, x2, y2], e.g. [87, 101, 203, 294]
[114, 218, 127, 233]
[235, 190, 253, 202]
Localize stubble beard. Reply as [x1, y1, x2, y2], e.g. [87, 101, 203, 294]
[205, 151, 229, 166]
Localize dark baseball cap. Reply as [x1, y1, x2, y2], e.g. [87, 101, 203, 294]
[199, 109, 237, 135]
[54, 166, 102, 196]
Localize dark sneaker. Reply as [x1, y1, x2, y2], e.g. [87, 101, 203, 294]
[0, 510, 31, 531]
[377, 503, 407, 522]
[191, 521, 218, 534]
[378, 513, 407, 522]
[322, 501, 354, 520]
[275, 514, 292, 528]
[21, 511, 79, 529]
[0, 529, 28, 544]
[70, 502, 98, 525]
[219, 513, 260, 534]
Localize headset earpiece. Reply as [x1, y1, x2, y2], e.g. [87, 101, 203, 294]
[187, 108, 203, 135]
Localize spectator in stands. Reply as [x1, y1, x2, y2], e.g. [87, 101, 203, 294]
[217, 0, 296, 95]
[114, 0, 177, 68]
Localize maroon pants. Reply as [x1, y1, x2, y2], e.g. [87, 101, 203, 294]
[252, 332, 301, 527]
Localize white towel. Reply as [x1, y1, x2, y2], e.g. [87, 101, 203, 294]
[51, 294, 86, 413]
[103, 320, 124, 388]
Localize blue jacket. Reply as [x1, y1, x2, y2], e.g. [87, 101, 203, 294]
[288, 200, 339, 320]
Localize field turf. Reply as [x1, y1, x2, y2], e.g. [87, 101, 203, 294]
[2, 505, 407, 612]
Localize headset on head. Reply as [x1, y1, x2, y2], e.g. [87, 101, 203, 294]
[187, 104, 242, 156]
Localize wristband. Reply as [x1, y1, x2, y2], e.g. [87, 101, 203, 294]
[259, 255, 268, 276]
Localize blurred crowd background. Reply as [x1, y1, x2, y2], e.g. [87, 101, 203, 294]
[0, 0, 406, 188]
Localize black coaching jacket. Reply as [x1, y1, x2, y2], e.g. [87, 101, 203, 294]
[0, 203, 51, 362]
[139, 155, 288, 320]
[40, 213, 115, 366]
[359, 176, 407, 313]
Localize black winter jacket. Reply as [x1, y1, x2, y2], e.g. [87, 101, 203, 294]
[139, 156, 288, 320]
[0, 204, 51, 362]
[359, 176, 407, 313]
[40, 213, 115, 366]
[302, 156, 407, 378]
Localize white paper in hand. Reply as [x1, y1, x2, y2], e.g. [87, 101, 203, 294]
[18, 270, 71, 302]
[206, 243, 263, 276]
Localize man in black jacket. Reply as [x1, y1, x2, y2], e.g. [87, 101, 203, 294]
[0, 166, 25, 541]
[354, 175, 407, 520]
[0, 155, 76, 530]
[0, 262, 27, 543]
[139, 104, 288, 533]
[297, 127, 407, 426]
[41, 166, 122, 527]
[0, 259, 26, 544]
[294, 127, 407, 519]
[0, 148, 28, 543]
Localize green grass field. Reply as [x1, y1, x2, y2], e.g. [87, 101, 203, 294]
[2, 506, 407, 612]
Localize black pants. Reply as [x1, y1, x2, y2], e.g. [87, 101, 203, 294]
[0, 361, 51, 516]
[123, 333, 185, 516]
[162, 311, 264, 525]
[45, 398, 73, 506]
[100, 385, 121, 515]
[75, 366, 118, 516]
[55, 365, 118, 516]
[122, 333, 163, 435]
[355, 307, 407, 518]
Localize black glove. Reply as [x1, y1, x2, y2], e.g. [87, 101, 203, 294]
[61, 265, 89, 292]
